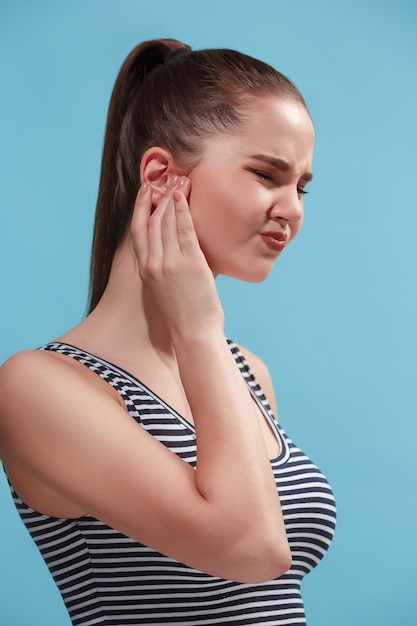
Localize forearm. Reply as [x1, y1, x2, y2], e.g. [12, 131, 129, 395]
[173, 330, 284, 528]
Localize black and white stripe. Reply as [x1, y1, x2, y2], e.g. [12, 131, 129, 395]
[11, 341, 336, 625]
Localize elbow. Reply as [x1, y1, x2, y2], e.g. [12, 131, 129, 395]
[236, 515, 292, 583]
[196, 503, 292, 583]
[234, 541, 292, 584]
[216, 525, 292, 584]
[258, 544, 292, 582]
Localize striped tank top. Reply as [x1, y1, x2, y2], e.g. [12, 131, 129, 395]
[11, 341, 336, 625]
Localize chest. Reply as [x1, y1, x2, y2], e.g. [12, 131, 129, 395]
[106, 360, 281, 461]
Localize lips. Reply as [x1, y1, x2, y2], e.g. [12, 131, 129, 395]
[261, 231, 288, 252]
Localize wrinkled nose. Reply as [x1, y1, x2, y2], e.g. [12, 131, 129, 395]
[269, 187, 304, 225]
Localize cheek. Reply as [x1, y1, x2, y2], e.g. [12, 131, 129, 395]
[187, 187, 218, 255]
[188, 187, 211, 234]
[188, 177, 231, 231]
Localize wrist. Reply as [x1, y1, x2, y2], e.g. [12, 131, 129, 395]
[171, 325, 226, 349]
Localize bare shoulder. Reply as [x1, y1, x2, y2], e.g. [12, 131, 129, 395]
[0, 348, 123, 428]
[235, 343, 279, 421]
[0, 348, 75, 386]
[0, 348, 121, 393]
[0, 349, 56, 407]
[0, 350, 61, 457]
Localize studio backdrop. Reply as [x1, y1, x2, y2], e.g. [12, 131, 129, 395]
[1, 1, 416, 625]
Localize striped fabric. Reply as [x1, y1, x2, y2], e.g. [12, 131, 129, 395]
[11, 341, 336, 625]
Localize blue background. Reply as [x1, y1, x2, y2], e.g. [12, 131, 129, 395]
[1, 1, 416, 624]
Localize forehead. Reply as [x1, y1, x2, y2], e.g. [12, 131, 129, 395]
[202, 96, 315, 168]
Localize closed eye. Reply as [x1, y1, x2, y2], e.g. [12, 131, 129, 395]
[248, 168, 274, 182]
[249, 168, 309, 197]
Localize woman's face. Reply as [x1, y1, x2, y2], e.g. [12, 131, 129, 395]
[187, 96, 315, 282]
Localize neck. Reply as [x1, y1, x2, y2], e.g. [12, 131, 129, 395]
[62, 238, 176, 362]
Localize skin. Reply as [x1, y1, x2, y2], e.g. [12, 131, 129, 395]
[187, 97, 314, 282]
[0, 96, 314, 583]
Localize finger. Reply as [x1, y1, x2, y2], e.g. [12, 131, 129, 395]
[132, 178, 179, 274]
[173, 189, 202, 258]
[146, 176, 182, 267]
[177, 176, 191, 199]
[147, 190, 176, 269]
[160, 194, 182, 258]
[130, 183, 152, 268]
[160, 177, 191, 257]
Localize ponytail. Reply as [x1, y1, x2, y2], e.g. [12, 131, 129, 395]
[89, 39, 190, 312]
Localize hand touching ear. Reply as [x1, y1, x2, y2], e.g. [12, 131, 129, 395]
[140, 146, 186, 207]
[130, 176, 224, 338]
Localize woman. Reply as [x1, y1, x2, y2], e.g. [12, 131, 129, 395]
[0, 39, 336, 625]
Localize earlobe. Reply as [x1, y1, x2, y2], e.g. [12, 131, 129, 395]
[140, 147, 179, 204]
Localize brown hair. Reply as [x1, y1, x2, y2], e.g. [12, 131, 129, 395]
[88, 38, 307, 312]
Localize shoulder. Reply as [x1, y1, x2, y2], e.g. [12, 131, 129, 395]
[0, 348, 122, 427]
[0, 350, 56, 458]
[0, 350, 69, 424]
[0, 348, 81, 399]
[1, 347, 72, 376]
[235, 343, 279, 421]
[0, 349, 55, 395]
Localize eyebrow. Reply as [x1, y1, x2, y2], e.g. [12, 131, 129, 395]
[249, 154, 314, 182]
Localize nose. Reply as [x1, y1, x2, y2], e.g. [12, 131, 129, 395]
[268, 186, 304, 225]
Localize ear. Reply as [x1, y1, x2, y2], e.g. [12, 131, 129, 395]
[140, 147, 180, 205]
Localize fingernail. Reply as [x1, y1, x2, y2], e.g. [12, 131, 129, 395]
[169, 176, 179, 189]
[178, 176, 187, 188]
[139, 182, 149, 195]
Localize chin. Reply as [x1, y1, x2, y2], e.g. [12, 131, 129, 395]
[207, 249, 278, 284]
[220, 263, 275, 284]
